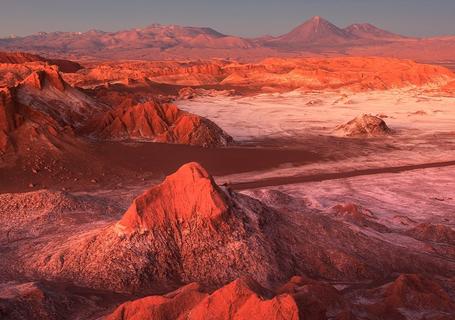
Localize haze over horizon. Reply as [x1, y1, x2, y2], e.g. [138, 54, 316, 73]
[1, 0, 455, 38]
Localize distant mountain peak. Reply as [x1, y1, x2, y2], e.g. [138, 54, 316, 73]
[344, 23, 406, 39]
[274, 16, 356, 45]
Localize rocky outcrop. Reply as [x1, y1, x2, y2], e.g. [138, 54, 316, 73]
[0, 51, 83, 73]
[117, 162, 230, 234]
[21, 163, 281, 292]
[0, 86, 64, 153]
[0, 88, 16, 151]
[0, 66, 104, 153]
[406, 223, 455, 245]
[2, 63, 231, 151]
[21, 67, 66, 92]
[335, 114, 392, 137]
[0, 52, 47, 64]
[177, 87, 234, 100]
[106, 279, 299, 320]
[66, 57, 455, 92]
[83, 101, 233, 147]
[105, 273, 455, 320]
[15, 163, 455, 295]
[15, 66, 104, 127]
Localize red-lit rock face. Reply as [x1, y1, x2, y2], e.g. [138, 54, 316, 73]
[117, 162, 230, 234]
[0, 86, 63, 153]
[0, 66, 104, 153]
[106, 279, 299, 320]
[68, 57, 455, 93]
[21, 67, 66, 92]
[0, 88, 16, 147]
[105, 273, 455, 320]
[19, 163, 283, 292]
[83, 100, 234, 147]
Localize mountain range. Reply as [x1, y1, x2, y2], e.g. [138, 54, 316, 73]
[0, 16, 454, 62]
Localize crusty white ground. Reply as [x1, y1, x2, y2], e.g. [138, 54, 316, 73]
[179, 88, 455, 187]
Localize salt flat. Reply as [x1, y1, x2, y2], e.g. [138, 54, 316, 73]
[179, 88, 455, 141]
[179, 88, 455, 186]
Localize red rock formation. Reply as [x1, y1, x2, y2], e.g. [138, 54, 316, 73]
[177, 87, 234, 100]
[117, 162, 230, 234]
[0, 51, 46, 64]
[406, 223, 455, 245]
[224, 57, 455, 90]
[188, 279, 298, 320]
[21, 67, 66, 92]
[84, 101, 233, 147]
[14, 66, 105, 127]
[0, 88, 16, 151]
[0, 51, 82, 73]
[106, 279, 299, 320]
[335, 114, 392, 137]
[24, 162, 281, 292]
[72, 57, 455, 93]
[19, 163, 455, 295]
[104, 273, 455, 320]
[105, 283, 206, 320]
[0, 66, 103, 154]
[0, 86, 60, 152]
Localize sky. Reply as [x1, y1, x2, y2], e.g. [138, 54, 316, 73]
[0, 0, 454, 38]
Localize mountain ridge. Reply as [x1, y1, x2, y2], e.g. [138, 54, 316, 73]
[0, 16, 454, 61]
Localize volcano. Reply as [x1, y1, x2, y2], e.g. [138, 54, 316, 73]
[268, 16, 358, 47]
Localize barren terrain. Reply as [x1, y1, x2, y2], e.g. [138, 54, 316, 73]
[0, 51, 454, 319]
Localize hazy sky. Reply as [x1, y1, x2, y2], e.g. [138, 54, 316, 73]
[0, 0, 454, 38]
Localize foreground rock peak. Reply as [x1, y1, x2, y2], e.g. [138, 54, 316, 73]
[106, 278, 299, 320]
[117, 162, 230, 234]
